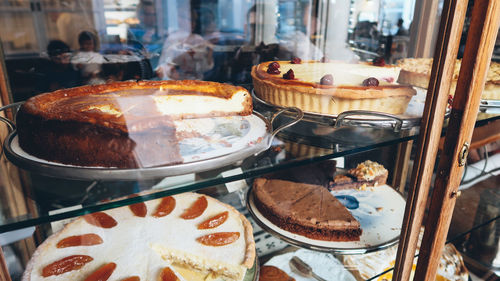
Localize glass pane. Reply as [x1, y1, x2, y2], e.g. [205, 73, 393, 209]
[40, 0, 94, 11]
[43, 11, 96, 51]
[0, 0, 31, 10]
[0, 12, 39, 54]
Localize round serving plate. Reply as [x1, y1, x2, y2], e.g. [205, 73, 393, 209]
[3, 108, 303, 181]
[252, 89, 425, 132]
[246, 184, 406, 255]
[245, 255, 260, 281]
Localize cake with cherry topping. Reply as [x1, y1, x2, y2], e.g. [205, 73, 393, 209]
[252, 178, 362, 241]
[329, 160, 388, 191]
[16, 80, 252, 168]
[22, 192, 255, 281]
[251, 59, 416, 115]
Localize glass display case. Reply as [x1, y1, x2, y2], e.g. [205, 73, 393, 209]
[0, 0, 499, 280]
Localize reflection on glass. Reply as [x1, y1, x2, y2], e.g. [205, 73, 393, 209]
[0, 12, 39, 54]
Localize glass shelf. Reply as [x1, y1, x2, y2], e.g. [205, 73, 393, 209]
[0, 103, 498, 233]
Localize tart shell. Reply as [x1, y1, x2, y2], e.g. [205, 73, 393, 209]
[251, 64, 416, 115]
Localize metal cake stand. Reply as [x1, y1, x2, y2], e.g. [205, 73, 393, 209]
[0, 102, 303, 181]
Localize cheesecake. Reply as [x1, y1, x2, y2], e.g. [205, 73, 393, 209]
[252, 60, 416, 115]
[22, 192, 255, 281]
[16, 80, 252, 168]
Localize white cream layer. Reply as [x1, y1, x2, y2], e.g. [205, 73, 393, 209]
[279, 63, 401, 86]
[153, 90, 248, 116]
[26, 193, 247, 281]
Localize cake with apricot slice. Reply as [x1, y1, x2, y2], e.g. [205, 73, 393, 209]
[22, 192, 255, 281]
[251, 59, 416, 115]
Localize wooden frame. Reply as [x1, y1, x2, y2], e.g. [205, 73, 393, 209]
[0, 0, 499, 280]
[395, 0, 500, 279]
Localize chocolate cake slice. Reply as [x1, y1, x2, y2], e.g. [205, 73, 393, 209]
[253, 178, 362, 241]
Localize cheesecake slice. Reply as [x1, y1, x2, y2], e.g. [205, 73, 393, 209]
[253, 178, 362, 241]
[16, 80, 253, 168]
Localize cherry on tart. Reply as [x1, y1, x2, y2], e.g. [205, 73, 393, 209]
[320, 74, 334, 85]
[283, 69, 295, 80]
[362, 77, 380, 86]
[373, 57, 386, 66]
[266, 62, 281, 74]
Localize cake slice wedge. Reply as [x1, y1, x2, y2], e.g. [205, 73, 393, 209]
[253, 178, 362, 241]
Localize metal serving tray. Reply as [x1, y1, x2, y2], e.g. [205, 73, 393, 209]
[1, 102, 303, 181]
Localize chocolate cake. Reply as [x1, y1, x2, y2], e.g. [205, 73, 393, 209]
[329, 160, 388, 191]
[16, 80, 252, 168]
[253, 178, 362, 241]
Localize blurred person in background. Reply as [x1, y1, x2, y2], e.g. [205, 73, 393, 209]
[156, 7, 213, 80]
[71, 31, 106, 84]
[127, 0, 163, 66]
[49, 0, 94, 51]
[36, 40, 80, 92]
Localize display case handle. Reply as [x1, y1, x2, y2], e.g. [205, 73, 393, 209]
[0, 102, 24, 133]
[335, 110, 404, 132]
[268, 107, 303, 148]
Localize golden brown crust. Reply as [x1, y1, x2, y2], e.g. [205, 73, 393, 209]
[252, 61, 416, 115]
[213, 197, 255, 269]
[252, 61, 416, 99]
[21, 80, 252, 131]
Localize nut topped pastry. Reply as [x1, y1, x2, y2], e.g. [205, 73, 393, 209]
[252, 60, 416, 115]
[329, 160, 388, 191]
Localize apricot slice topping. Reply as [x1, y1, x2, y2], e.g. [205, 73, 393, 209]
[57, 233, 103, 248]
[129, 202, 147, 217]
[83, 262, 116, 281]
[159, 267, 179, 281]
[42, 255, 93, 277]
[84, 212, 117, 228]
[152, 196, 176, 218]
[180, 196, 207, 219]
[120, 277, 140, 281]
[196, 232, 240, 246]
[197, 211, 229, 229]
